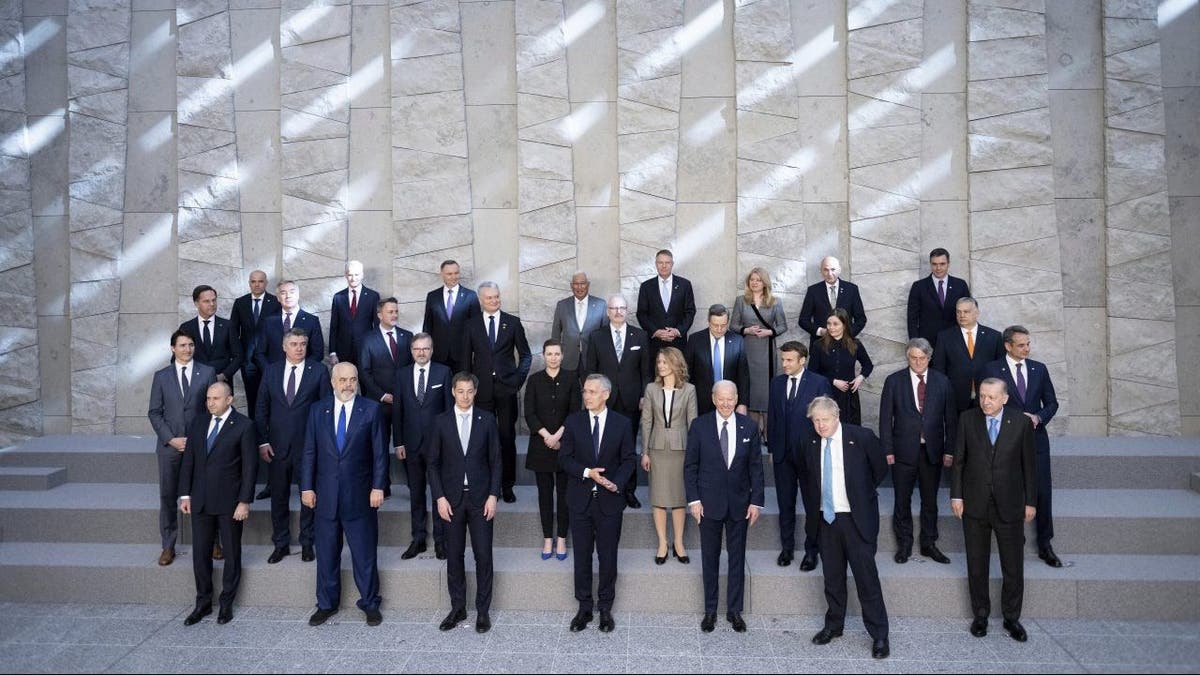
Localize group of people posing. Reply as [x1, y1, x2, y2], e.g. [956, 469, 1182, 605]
[146, 247, 1059, 659]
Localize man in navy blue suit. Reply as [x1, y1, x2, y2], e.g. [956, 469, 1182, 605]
[329, 260, 380, 367]
[684, 304, 750, 416]
[906, 248, 970, 348]
[300, 363, 389, 627]
[423, 260, 478, 373]
[426, 372, 502, 634]
[358, 297, 413, 465]
[931, 297, 1005, 412]
[685, 380, 765, 633]
[255, 328, 330, 564]
[392, 333, 452, 560]
[636, 249, 696, 364]
[879, 338, 957, 565]
[255, 280, 325, 372]
[767, 341, 833, 570]
[559, 374, 637, 634]
[229, 270, 279, 420]
[179, 284, 243, 393]
[797, 256, 867, 344]
[983, 325, 1061, 568]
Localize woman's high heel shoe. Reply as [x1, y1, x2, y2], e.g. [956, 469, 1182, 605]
[556, 538, 569, 561]
[655, 545, 668, 565]
[673, 544, 690, 564]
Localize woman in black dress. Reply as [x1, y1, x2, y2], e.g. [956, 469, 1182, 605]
[808, 308, 873, 424]
[523, 339, 581, 560]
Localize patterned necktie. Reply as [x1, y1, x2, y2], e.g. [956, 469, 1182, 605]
[917, 372, 926, 414]
[488, 315, 497, 347]
[202, 320, 212, 348]
[988, 417, 999, 445]
[712, 339, 722, 381]
[206, 417, 222, 455]
[417, 367, 426, 403]
[388, 331, 399, 362]
[720, 420, 730, 468]
[937, 279, 945, 307]
[286, 365, 297, 405]
[350, 289, 358, 319]
[1016, 362, 1027, 401]
[614, 329, 623, 362]
[821, 437, 835, 523]
[283, 312, 292, 332]
[336, 405, 347, 453]
[253, 297, 260, 322]
[592, 414, 600, 461]
[180, 366, 189, 399]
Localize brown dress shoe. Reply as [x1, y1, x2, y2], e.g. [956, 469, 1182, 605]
[158, 548, 175, 566]
[212, 543, 224, 560]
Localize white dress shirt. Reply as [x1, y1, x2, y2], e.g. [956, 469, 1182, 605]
[284, 358, 306, 391]
[820, 426, 851, 513]
[961, 325, 976, 349]
[575, 298, 588, 330]
[175, 361, 193, 397]
[482, 310, 501, 334]
[716, 411, 736, 469]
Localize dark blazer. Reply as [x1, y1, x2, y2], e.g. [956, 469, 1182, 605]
[951, 408, 1037, 523]
[426, 407, 503, 509]
[524, 369, 582, 472]
[329, 286, 381, 364]
[931, 323, 1005, 411]
[300, 396, 389, 521]
[799, 423, 888, 542]
[148, 361, 216, 447]
[797, 279, 867, 339]
[808, 338, 873, 382]
[683, 412, 766, 521]
[551, 295, 608, 371]
[461, 311, 532, 406]
[906, 275, 969, 346]
[982, 358, 1058, 453]
[766, 371, 834, 461]
[255, 309, 325, 371]
[558, 409, 637, 516]
[359, 327, 414, 403]
[178, 408, 258, 514]
[254, 359, 331, 458]
[636, 275, 696, 352]
[423, 286, 479, 370]
[581, 324, 651, 412]
[179, 316, 243, 381]
[229, 292, 280, 372]
[878, 367, 957, 465]
[683, 330, 751, 415]
[391, 362, 453, 451]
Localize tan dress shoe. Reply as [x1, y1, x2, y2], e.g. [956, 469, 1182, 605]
[212, 543, 224, 560]
[158, 548, 175, 566]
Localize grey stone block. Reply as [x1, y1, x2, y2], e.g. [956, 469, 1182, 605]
[0, 466, 66, 490]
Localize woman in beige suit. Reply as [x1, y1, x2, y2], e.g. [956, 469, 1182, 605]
[640, 346, 698, 565]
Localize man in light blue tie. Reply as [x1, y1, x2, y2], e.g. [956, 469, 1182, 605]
[684, 304, 750, 416]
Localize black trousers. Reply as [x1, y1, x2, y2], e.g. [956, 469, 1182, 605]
[445, 489, 494, 614]
[480, 393, 519, 490]
[819, 513, 888, 640]
[700, 515, 748, 614]
[242, 367, 262, 421]
[891, 449, 943, 550]
[157, 446, 183, 551]
[268, 454, 314, 548]
[773, 451, 818, 556]
[570, 493, 623, 612]
[404, 448, 445, 546]
[192, 511, 242, 610]
[963, 496, 1024, 622]
[1035, 449, 1054, 548]
[535, 470, 569, 538]
[614, 404, 640, 495]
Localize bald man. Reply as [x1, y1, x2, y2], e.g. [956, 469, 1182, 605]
[797, 256, 867, 344]
[329, 260, 381, 367]
[230, 270, 280, 420]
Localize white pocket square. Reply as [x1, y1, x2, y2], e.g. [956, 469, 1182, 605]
[630, 345, 642, 350]
[431, 383, 443, 388]
[742, 438, 750, 442]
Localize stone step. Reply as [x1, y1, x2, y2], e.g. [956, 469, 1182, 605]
[1192, 471, 1200, 494]
[0, 542, 1195, 620]
[0, 466, 67, 491]
[3, 483, 1198, 556]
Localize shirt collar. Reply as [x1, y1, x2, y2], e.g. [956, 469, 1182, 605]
[251, 293, 265, 300]
[931, 273, 947, 282]
[716, 411, 736, 427]
[1006, 354, 1023, 370]
[455, 405, 473, 416]
[659, 275, 672, 285]
[338, 396, 356, 411]
[444, 284, 459, 293]
[197, 314, 213, 325]
[483, 310, 500, 321]
[987, 410, 1003, 424]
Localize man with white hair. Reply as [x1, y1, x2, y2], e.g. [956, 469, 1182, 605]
[329, 260, 380, 367]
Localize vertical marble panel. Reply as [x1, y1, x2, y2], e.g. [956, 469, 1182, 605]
[350, 4, 390, 110]
[119, 212, 177, 314]
[570, 101, 618, 206]
[1045, 0, 1102, 90]
[129, 10, 176, 112]
[576, 206, 619, 297]
[679, 0, 734, 98]
[565, 0, 616, 103]
[676, 201, 735, 310]
[461, 1, 517, 105]
[473, 208, 520, 302]
[348, 210, 394, 294]
[1049, 89, 1104, 199]
[1158, 0, 1199, 89]
[348, 108, 391, 212]
[677, 96, 734, 202]
[466, 104, 519, 208]
[234, 110, 281, 212]
[921, 0, 966, 94]
[241, 212, 281, 280]
[229, 7, 280, 112]
[790, 0, 846, 97]
[22, 15, 67, 115]
[125, 112, 177, 212]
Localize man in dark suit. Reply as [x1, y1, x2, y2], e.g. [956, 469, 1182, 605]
[358, 297, 413, 451]
[983, 325, 1061, 567]
[392, 332, 453, 560]
[300, 363, 389, 627]
[255, 280, 325, 371]
[255, 328, 331, 564]
[636, 249, 696, 364]
[906, 248, 970, 348]
[951, 378, 1037, 642]
[460, 281, 531, 503]
[767, 341, 834, 570]
[229, 270, 280, 420]
[684, 304, 750, 416]
[426, 372, 503, 634]
[550, 271, 607, 372]
[423, 259, 478, 373]
[147, 330, 215, 566]
[329, 260, 381, 367]
[179, 284, 243, 392]
[797, 256, 867, 343]
[558, 374, 637, 633]
[879, 338, 957, 565]
[803, 396, 890, 659]
[685, 380, 765, 633]
[931, 297, 1005, 412]
[178, 382, 257, 625]
[582, 294, 651, 508]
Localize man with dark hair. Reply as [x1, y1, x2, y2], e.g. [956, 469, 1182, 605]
[907, 248, 970, 348]
[636, 249, 696, 364]
[423, 260, 478, 373]
[684, 304, 750, 416]
[358, 297, 413, 446]
[180, 284, 243, 392]
[931, 297, 1005, 412]
[329, 260, 381, 367]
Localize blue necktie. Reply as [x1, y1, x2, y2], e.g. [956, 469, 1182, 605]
[821, 437, 834, 523]
[988, 417, 999, 445]
[592, 414, 600, 461]
[206, 417, 222, 455]
[337, 405, 347, 453]
[488, 315, 496, 347]
[713, 339, 722, 381]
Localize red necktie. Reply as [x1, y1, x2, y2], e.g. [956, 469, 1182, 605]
[350, 289, 358, 319]
[388, 331, 399, 363]
[917, 372, 926, 414]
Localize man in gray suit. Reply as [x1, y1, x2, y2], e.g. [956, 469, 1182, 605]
[550, 271, 607, 372]
[148, 330, 215, 566]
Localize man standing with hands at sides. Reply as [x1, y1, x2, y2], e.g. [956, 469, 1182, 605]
[797, 256, 867, 345]
[148, 330, 215, 566]
[952, 378, 1037, 642]
[550, 271, 607, 371]
[256, 280, 325, 371]
[426, 373, 502, 634]
[180, 285, 243, 394]
[358, 297, 413, 494]
[685, 380, 764, 633]
[637, 249, 696, 364]
[766, 341, 833, 570]
[423, 260, 478, 373]
[932, 297, 1004, 412]
[301, 363, 388, 627]
[879, 338, 957, 565]
[329, 261, 380, 367]
[256, 328, 331, 564]
[230, 270, 279, 420]
[178, 382, 257, 626]
[558, 374, 637, 633]
[804, 396, 890, 660]
[907, 248, 970, 348]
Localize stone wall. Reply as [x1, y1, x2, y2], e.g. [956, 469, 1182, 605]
[1, 0, 1197, 444]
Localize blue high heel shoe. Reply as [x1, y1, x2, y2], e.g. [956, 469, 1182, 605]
[541, 550, 553, 560]
[556, 538, 568, 560]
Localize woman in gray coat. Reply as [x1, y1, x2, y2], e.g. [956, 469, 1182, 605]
[640, 346, 698, 565]
[730, 267, 788, 438]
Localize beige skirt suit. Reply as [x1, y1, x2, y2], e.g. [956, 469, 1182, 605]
[640, 382, 698, 508]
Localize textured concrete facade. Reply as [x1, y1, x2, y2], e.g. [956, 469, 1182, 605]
[1, 0, 1197, 443]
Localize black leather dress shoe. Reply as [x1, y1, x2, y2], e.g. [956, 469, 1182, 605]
[1003, 619, 1028, 642]
[776, 550, 793, 567]
[700, 613, 716, 632]
[921, 545, 951, 564]
[872, 638, 890, 659]
[970, 617, 988, 637]
[401, 541, 427, 560]
[812, 627, 843, 645]
[894, 549, 910, 564]
[301, 545, 315, 562]
[475, 614, 491, 633]
[217, 606, 233, 625]
[309, 608, 337, 626]
[799, 552, 819, 572]
[727, 612, 747, 633]
[184, 606, 211, 626]
[267, 547, 290, 564]
[439, 608, 466, 631]
[1039, 546, 1064, 568]
[365, 608, 382, 626]
[502, 488, 517, 503]
[435, 542, 447, 560]
[625, 492, 641, 509]
[570, 610, 593, 632]
[598, 610, 615, 633]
